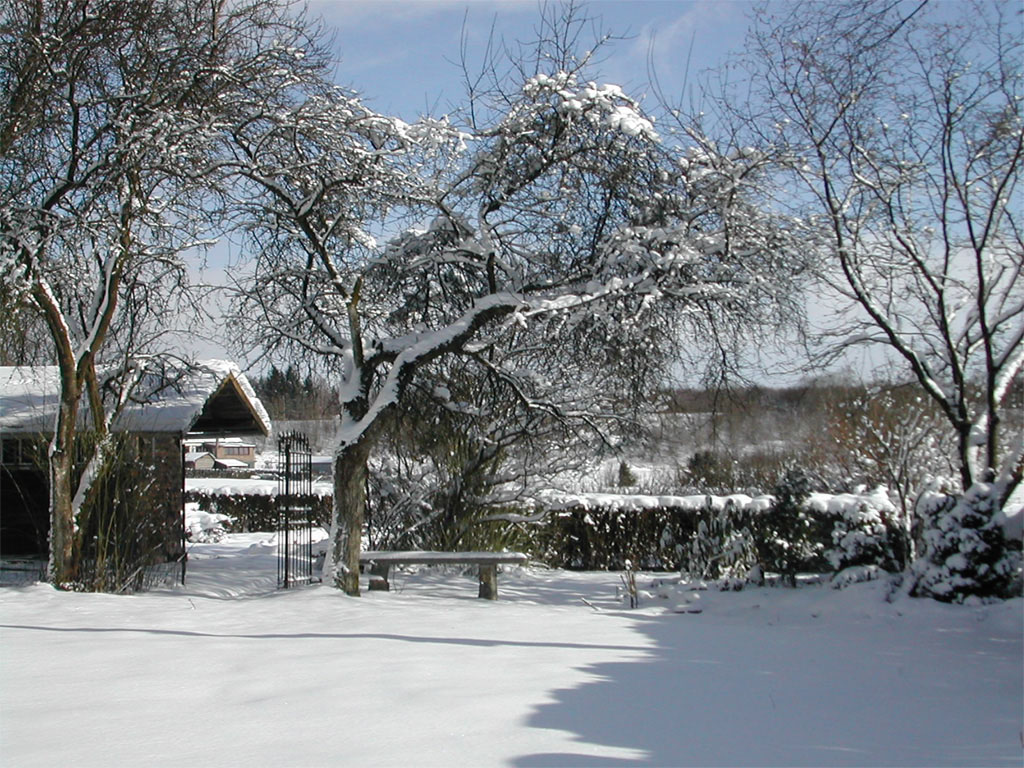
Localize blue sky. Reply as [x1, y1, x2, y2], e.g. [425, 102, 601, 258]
[308, 0, 755, 120]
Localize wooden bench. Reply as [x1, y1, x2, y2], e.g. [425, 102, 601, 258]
[358, 551, 528, 599]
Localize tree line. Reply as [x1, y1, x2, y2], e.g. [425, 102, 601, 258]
[251, 365, 340, 421]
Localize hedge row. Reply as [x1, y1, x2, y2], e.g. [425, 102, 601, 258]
[184, 491, 332, 532]
[528, 507, 702, 570]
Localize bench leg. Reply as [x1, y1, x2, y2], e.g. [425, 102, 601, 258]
[368, 562, 391, 591]
[478, 564, 498, 600]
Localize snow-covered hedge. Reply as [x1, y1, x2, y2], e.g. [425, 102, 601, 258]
[532, 504, 698, 570]
[183, 490, 331, 532]
[532, 487, 895, 576]
[538, 491, 774, 514]
[813, 488, 901, 575]
[185, 477, 333, 497]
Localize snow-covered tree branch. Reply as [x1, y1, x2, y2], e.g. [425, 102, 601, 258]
[229, 7, 807, 594]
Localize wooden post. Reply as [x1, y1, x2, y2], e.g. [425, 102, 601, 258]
[478, 564, 498, 600]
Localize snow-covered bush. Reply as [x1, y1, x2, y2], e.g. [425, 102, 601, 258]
[185, 504, 232, 543]
[824, 488, 900, 578]
[752, 468, 825, 586]
[910, 484, 1022, 603]
[822, 388, 951, 567]
[831, 564, 887, 589]
[685, 498, 757, 581]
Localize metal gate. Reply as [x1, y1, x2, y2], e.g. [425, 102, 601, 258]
[277, 432, 316, 588]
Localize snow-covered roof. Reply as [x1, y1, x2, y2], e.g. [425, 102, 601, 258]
[0, 360, 271, 436]
[213, 458, 249, 468]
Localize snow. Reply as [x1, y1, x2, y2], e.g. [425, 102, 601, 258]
[540, 490, 764, 512]
[1, 535, 1020, 767]
[806, 488, 897, 516]
[186, 476, 333, 497]
[359, 550, 528, 565]
[538, 489, 911, 522]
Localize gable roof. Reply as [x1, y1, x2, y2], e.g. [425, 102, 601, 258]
[0, 360, 271, 437]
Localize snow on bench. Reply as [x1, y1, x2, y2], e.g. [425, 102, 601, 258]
[358, 550, 528, 599]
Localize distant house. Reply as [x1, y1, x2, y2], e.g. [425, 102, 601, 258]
[184, 451, 216, 471]
[183, 436, 258, 468]
[0, 361, 271, 561]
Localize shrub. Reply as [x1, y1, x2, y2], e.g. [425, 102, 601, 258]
[752, 467, 823, 586]
[685, 498, 757, 581]
[684, 450, 735, 493]
[617, 461, 638, 488]
[910, 484, 1022, 602]
[73, 434, 179, 593]
[826, 491, 900, 575]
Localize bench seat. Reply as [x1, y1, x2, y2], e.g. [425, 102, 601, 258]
[358, 550, 528, 599]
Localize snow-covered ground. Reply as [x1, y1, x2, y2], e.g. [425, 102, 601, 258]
[1, 534, 1021, 767]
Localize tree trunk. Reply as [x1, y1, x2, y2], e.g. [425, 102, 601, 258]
[955, 424, 974, 492]
[330, 438, 373, 595]
[47, 394, 79, 586]
[47, 447, 75, 585]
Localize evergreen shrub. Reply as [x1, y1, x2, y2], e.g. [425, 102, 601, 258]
[752, 468, 826, 585]
[911, 484, 1022, 602]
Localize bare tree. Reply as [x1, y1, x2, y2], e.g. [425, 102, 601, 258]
[230, 6, 806, 594]
[823, 381, 955, 567]
[696, 0, 1022, 506]
[0, 0, 326, 585]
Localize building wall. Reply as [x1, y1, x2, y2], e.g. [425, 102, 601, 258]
[0, 432, 185, 563]
[188, 453, 216, 470]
